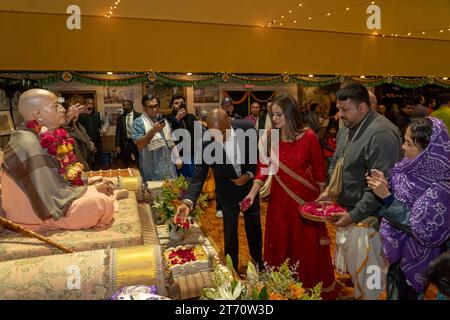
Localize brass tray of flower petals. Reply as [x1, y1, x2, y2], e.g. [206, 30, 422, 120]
[163, 245, 210, 276]
[299, 201, 346, 223]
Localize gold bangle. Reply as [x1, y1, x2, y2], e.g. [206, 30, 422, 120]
[254, 179, 264, 187]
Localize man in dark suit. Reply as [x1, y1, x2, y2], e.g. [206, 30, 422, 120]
[115, 100, 141, 168]
[175, 109, 263, 271]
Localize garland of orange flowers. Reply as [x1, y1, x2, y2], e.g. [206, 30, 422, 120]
[26, 120, 84, 186]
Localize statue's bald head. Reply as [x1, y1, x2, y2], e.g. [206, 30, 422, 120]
[18, 89, 58, 121]
[206, 108, 231, 141]
[18, 89, 66, 130]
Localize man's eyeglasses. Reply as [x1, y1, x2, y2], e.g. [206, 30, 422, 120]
[145, 104, 159, 109]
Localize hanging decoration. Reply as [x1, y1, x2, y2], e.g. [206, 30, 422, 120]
[282, 74, 291, 83]
[221, 73, 230, 83]
[264, 1, 450, 40]
[1, 72, 450, 89]
[264, 1, 372, 28]
[105, 0, 122, 18]
[61, 71, 73, 82]
[147, 72, 157, 82]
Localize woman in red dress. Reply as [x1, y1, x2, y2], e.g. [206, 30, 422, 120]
[244, 95, 337, 299]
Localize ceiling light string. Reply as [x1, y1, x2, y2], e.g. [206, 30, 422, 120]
[105, 0, 121, 18]
[265, 0, 372, 27]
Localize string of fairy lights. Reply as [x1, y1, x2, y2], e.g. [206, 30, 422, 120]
[263, 1, 450, 39]
[101, 1, 450, 39]
[105, 0, 121, 18]
[264, 1, 371, 27]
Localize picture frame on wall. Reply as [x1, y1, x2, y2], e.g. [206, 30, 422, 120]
[60, 91, 97, 108]
[103, 86, 136, 108]
[194, 86, 219, 104]
[143, 82, 185, 114]
[0, 111, 15, 136]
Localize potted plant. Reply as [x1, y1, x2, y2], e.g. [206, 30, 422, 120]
[153, 175, 208, 240]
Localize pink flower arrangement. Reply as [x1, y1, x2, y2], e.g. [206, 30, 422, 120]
[26, 120, 84, 186]
[174, 217, 192, 230]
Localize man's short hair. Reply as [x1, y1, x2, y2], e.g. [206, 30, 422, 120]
[122, 100, 133, 106]
[141, 94, 160, 106]
[403, 99, 415, 107]
[336, 83, 370, 107]
[170, 95, 185, 106]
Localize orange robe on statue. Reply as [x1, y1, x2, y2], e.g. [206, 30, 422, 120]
[1, 172, 115, 232]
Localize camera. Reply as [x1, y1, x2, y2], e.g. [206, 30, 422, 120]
[156, 114, 165, 124]
[179, 102, 186, 110]
[366, 169, 372, 177]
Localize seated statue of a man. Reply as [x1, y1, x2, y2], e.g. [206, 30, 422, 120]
[1, 89, 116, 231]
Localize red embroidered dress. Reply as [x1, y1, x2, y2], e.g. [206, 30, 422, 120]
[255, 129, 336, 299]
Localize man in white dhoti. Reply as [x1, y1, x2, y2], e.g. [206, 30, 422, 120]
[317, 83, 402, 299]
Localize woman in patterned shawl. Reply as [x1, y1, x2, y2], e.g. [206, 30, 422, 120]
[366, 117, 450, 299]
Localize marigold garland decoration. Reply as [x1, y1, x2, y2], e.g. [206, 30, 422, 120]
[26, 120, 84, 186]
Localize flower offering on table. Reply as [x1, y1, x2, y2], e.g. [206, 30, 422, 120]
[153, 175, 208, 232]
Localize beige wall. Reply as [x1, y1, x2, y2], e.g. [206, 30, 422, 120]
[1, 11, 449, 76]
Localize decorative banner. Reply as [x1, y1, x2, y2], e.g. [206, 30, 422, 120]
[221, 73, 230, 83]
[147, 72, 157, 82]
[1, 72, 450, 89]
[61, 71, 73, 82]
[282, 74, 291, 83]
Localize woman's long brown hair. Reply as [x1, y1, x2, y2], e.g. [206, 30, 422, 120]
[270, 95, 306, 141]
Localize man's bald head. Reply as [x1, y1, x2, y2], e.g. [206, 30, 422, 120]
[18, 89, 57, 121]
[206, 108, 230, 129]
[206, 108, 230, 141]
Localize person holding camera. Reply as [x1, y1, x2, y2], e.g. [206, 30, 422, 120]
[167, 95, 199, 178]
[131, 95, 182, 181]
[221, 97, 242, 120]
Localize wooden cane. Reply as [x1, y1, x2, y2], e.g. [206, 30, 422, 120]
[0, 216, 74, 253]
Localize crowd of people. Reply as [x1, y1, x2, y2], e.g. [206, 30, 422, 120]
[1, 83, 449, 301]
[174, 83, 449, 301]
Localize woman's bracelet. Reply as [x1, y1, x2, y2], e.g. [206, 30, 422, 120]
[253, 179, 264, 187]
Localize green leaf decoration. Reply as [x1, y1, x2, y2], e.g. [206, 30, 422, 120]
[258, 286, 269, 300]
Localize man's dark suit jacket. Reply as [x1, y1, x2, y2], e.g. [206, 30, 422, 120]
[184, 119, 258, 214]
[115, 110, 142, 150]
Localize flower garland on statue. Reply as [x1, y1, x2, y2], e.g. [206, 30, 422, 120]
[26, 120, 84, 186]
